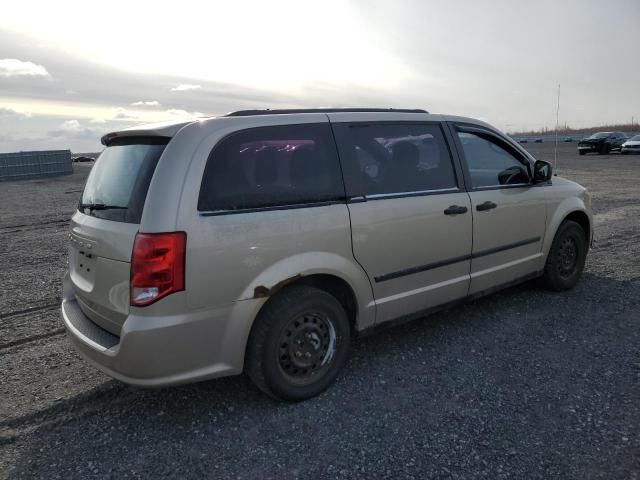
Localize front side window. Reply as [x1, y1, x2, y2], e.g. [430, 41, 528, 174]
[457, 131, 530, 188]
[333, 123, 457, 196]
[198, 124, 344, 212]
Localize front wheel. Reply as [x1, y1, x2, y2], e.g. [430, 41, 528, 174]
[578, 150, 586, 156]
[541, 220, 588, 291]
[245, 285, 351, 401]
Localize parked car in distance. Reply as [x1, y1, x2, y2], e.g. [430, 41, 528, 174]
[621, 134, 640, 155]
[564, 137, 573, 142]
[578, 132, 627, 155]
[534, 138, 543, 143]
[73, 156, 94, 162]
[519, 138, 528, 143]
[61, 108, 593, 401]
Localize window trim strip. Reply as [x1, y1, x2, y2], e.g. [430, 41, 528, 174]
[359, 187, 460, 201]
[365, 187, 460, 200]
[199, 199, 346, 217]
[374, 236, 541, 283]
[471, 183, 531, 191]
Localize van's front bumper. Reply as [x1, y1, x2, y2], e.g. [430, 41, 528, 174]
[61, 275, 265, 387]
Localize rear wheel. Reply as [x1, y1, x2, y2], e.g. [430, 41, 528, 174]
[541, 220, 588, 291]
[246, 285, 351, 401]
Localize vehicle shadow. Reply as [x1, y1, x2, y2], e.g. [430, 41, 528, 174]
[5, 272, 639, 479]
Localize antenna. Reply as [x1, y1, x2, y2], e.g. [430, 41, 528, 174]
[554, 84, 560, 170]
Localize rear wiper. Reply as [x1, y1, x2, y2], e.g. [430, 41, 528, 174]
[79, 203, 127, 212]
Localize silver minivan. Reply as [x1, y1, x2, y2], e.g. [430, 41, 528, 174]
[62, 108, 592, 401]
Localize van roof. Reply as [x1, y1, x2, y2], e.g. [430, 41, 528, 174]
[101, 110, 422, 145]
[225, 108, 429, 116]
[100, 109, 493, 145]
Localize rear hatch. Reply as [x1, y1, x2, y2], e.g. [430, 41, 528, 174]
[69, 137, 168, 335]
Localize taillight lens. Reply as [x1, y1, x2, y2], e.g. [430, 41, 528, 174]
[130, 232, 186, 307]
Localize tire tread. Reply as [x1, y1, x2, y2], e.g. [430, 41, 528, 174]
[245, 285, 349, 401]
[542, 220, 587, 291]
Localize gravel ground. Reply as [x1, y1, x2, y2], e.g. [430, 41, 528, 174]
[1, 144, 639, 479]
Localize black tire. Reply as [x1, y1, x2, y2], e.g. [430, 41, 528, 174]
[578, 150, 586, 156]
[542, 220, 588, 291]
[245, 285, 351, 401]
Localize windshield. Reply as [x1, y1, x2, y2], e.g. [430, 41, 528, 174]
[587, 132, 612, 139]
[80, 137, 168, 223]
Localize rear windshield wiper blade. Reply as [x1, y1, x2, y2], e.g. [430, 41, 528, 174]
[79, 203, 128, 211]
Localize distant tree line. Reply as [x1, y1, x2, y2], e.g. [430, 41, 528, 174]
[509, 123, 638, 136]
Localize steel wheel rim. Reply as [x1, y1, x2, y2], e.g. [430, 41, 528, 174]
[277, 312, 337, 385]
[558, 236, 578, 278]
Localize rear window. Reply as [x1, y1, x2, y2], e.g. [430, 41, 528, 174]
[80, 137, 168, 223]
[198, 124, 345, 212]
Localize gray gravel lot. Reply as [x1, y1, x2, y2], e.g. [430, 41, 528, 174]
[1, 144, 639, 479]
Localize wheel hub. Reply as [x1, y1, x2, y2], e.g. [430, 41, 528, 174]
[558, 237, 578, 277]
[278, 313, 336, 380]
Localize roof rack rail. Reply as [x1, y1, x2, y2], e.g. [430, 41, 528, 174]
[225, 108, 429, 117]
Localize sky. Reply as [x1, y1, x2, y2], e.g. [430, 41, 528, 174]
[1, 0, 638, 153]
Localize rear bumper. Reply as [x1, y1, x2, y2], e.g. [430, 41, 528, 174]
[61, 274, 265, 387]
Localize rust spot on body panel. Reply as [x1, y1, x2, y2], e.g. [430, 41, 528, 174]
[253, 274, 303, 298]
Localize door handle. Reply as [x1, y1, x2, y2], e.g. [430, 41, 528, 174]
[444, 205, 468, 215]
[476, 201, 497, 211]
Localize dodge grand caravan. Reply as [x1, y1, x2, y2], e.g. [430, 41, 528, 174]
[62, 108, 592, 401]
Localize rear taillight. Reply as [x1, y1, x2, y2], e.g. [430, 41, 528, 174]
[130, 232, 186, 307]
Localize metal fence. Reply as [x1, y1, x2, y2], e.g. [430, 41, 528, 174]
[0, 150, 73, 181]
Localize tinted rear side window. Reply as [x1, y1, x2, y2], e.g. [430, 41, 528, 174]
[198, 124, 345, 212]
[80, 137, 168, 223]
[333, 123, 457, 197]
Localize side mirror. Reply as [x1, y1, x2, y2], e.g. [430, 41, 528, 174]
[533, 160, 552, 183]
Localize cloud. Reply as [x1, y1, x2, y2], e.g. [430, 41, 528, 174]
[60, 119, 81, 130]
[113, 108, 138, 120]
[89, 118, 106, 124]
[0, 107, 32, 118]
[48, 119, 101, 139]
[131, 100, 161, 107]
[165, 109, 205, 117]
[0, 58, 49, 77]
[171, 84, 201, 91]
